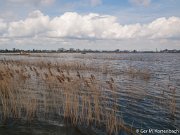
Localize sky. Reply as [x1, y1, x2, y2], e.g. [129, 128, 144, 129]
[0, 0, 180, 51]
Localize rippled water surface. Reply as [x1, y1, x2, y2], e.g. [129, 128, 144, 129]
[0, 120, 82, 135]
[0, 53, 180, 134]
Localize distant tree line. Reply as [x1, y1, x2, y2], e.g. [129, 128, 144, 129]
[0, 48, 180, 53]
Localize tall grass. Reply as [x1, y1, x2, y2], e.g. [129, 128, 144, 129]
[0, 59, 136, 134]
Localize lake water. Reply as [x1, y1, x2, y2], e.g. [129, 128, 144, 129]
[0, 120, 82, 135]
[0, 53, 180, 135]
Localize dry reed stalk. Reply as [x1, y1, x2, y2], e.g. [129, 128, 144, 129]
[126, 67, 151, 80]
[169, 86, 176, 118]
[0, 59, 133, 135]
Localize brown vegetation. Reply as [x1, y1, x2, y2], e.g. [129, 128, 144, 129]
[0, 59, 137, 135]
[126, 67, 151, 80]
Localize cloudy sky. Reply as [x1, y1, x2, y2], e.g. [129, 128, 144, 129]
[0, 0, 180, 50]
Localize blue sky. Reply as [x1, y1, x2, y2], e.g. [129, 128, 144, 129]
[0, 0, 180, 50]
[1, 0, 180, 23]
[55, 0, 180, 24]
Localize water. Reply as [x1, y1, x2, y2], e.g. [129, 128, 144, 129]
[0, 120, 82, 135]
[0, 53, 180, 134]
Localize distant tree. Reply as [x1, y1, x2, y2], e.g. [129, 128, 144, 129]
[114, 49, 119, 52]
[133, 50, 137, 53]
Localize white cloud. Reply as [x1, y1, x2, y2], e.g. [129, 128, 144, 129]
[48, 12, 180, 40]
[48, 12, 119, 39]
[0, 19, 7, 34]
[139, 17, 180, 39]
[6, 10, 49, 37]
[129, 0, 151, 6]
[1, 10, 180, 41]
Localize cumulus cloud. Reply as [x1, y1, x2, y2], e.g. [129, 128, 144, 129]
[6, 10, 49, 37]
[129, 0, 151, 6]
[139, 17, 180, 39]
[48, 12, 119, 39]
[1, 10, 180, 40]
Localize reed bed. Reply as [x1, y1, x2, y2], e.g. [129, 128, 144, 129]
[0, 59, 137, 135]
[0, 59, 103, 73]
[126, 67, 151, 80]
[0, 59, 152, 80]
